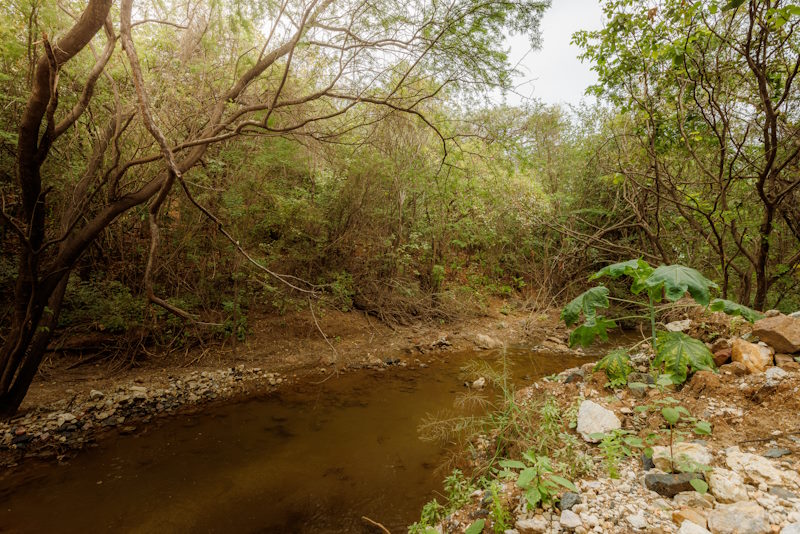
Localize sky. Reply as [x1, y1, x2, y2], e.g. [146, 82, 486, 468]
[497, 0, 605, 107]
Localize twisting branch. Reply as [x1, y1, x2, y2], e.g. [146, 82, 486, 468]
[120, 0, 219, 326]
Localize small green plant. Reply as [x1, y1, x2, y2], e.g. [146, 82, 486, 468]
[488, 481, 511, 533]
[408, 499, 443, 534]
[408, 469, 476, 533]
[590, 429, 649, 478]
[498, 452, 577, 509]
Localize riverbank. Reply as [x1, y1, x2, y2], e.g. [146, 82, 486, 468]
[1, 302, 578, 467]
[421, 310, 800, 534]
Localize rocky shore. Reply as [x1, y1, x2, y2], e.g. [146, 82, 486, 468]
[432, 310, 800, 534]
[0, 365, 285, 465]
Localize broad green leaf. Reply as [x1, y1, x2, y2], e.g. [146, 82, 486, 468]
[465, 519, 485, 534]
[690, 479, 709, 494]
[693, 421, 712, 435]
[549, 475, 578, 492]
[709, 299, 764, 323]
[593, 349, 633, 387]
[590, 258, 652, 280]
[653, 331, 716, 384]
[644, 265, 718, 305]
[498, 459, 526, 470]
[661, 407, 680, 425]
[517, 467, 537, 488]
[561, 286, 610, 326]
[525, 486, 542, 508]
[569, 316, 617, 347]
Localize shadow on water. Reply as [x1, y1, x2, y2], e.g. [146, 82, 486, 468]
[0, 344, 616, 533]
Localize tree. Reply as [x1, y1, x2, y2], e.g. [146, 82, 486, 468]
[575, 0, 800, 309]
[0, 0, 549, 416]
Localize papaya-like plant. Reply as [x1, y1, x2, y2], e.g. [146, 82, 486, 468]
[562, 259, 762, 384]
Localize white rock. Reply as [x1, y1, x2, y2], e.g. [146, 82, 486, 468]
[576, 400, 621, 442]
[765, 366, 789, 387]
[652, 442, 712, 473]
[781, 524, 800, 534]
[666, 319, 693, 332]
[726, 447, 800, 488]
[707, 501, 771, 534]
[475, 334, 503, 350]
[515, 517, 547, 533]
[56, 413, 76, 427]
[89, 389, 104, 400]
[626, 511, 648, 530]
[708, 468, 750, 503]
[560, 510, 583, 530]
[679, 521, 712, 534]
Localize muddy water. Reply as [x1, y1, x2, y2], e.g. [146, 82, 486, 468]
[0, 347, 592, 534]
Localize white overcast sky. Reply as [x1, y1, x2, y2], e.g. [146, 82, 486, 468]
[497, 0, 605, 106]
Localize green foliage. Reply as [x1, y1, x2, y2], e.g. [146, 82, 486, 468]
[465, 520, 485, 534]
[590, 429, 647, 479]
[487, 481, 511, 533]
[709, 299, 764, 323]
[593, 349, 633, 387]
[60, 278, 144, 334]
[498, 453, 577, 510]
[560, 286, 610, 326]
[644, 265, 718, 306]
[568, 316, 617, 348]
[653, 332, 715, 384]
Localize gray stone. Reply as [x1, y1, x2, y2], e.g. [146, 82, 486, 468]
[707, 501, 770, 534]
[576, 400, 621, 442]
[763, 447, 791, 458]
[628, 372, 655, 384]
[559, 492, 581, 511]
[645, 472, 706, 498]
[769, 486, 797, 500]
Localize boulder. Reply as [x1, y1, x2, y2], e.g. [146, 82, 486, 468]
[707, 468, 749, 503]
[575, 400, 621, 442]
[753, 315, 800, 353]
[706, 501, 770, 534]
[679, 521, 712, 534]
[652, 442, 712, 473]
[731, 339, 773, 374]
